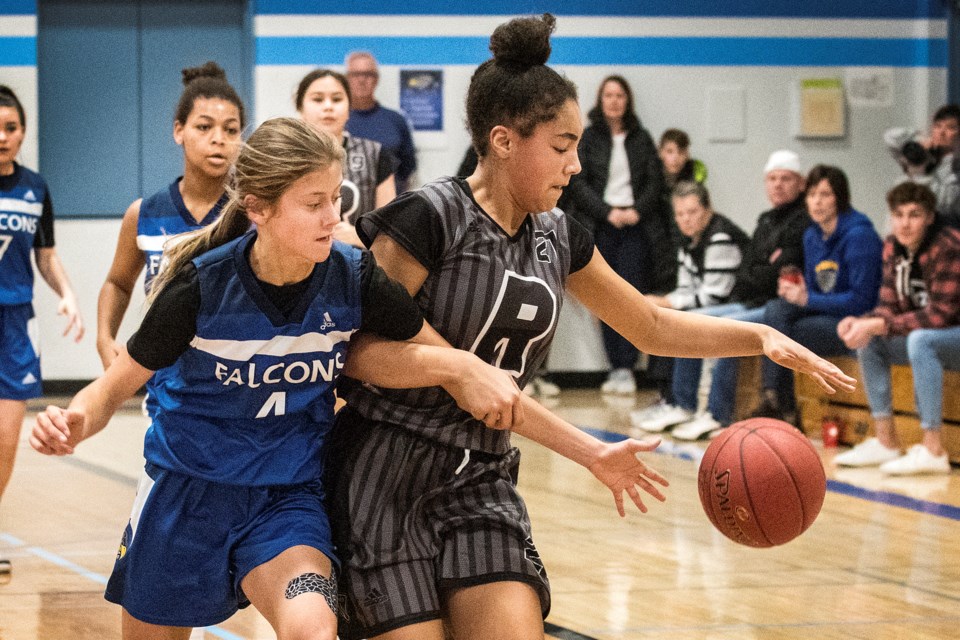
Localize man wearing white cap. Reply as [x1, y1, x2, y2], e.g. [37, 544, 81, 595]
[632, 150, 810, 439]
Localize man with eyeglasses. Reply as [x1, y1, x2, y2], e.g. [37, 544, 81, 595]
[345, 51, 418, 193]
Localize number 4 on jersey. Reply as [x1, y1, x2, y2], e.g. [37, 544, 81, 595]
[256, 391, 287, 418]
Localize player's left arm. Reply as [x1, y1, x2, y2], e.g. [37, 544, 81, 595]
[33, 247, 84, 342]
[566, 248, 855, 394]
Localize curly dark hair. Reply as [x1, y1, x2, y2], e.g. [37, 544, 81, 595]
[465, 13, 578, 157]
[175, 61, 246, 127]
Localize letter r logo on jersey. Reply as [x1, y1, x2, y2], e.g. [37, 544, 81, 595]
[470, 271, 558, 376]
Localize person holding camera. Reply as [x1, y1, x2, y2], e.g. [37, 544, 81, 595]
[884, 104, 960, 221]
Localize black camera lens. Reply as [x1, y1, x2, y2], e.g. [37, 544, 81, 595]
[901, 140, 931, 166]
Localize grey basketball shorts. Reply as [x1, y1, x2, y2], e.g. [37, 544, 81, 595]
[327, 412, 550, 640]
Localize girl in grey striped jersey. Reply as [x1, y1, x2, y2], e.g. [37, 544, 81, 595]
[296, 68, 397, 247]
[328, 14, 856, 640]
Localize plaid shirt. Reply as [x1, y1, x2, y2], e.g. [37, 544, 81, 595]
[868, 224, 960, 335]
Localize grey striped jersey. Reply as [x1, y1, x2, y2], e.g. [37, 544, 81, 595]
[666, 212, 750, 310]
[341, 133, 388, 224]
[343, 176, 591, 453]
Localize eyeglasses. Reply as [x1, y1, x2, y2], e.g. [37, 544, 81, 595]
[348, 71, 378, 79]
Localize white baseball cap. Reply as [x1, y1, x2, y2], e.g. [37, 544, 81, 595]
[764, 150, 802, 175]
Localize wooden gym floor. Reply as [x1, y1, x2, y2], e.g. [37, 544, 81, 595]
[2, 389, 959, 639]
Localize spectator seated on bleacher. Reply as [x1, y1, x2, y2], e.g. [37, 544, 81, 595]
[629, 181, 750, 433]
[834, 182, 960, 475]
[752, 165, 883, 425]
[632, 150, 810, 440]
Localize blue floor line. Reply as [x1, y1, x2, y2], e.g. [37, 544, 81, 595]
[0, 537, 246, 639]
[578, 424, 960, 522]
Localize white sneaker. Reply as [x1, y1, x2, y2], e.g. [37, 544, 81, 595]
[630, 399, 669, 423]
[671, 413, 723, 441]
[601, 368, 636, 395]
[879, 444, 951, 476]
[630, 404, 693, 432]
[834, 437, 901, 467]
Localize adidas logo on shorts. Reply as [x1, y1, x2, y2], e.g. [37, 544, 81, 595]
[361, 586, 389, 608]
[22, 373, 37, 385]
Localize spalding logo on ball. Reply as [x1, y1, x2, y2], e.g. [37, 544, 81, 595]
[697, 417, 826, 548]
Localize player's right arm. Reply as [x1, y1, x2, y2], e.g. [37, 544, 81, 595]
[31, 349, 153, 456]
[96, 199, 145, 370]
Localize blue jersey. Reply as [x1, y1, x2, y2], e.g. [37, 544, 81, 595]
[137, 179, 225, 292]
[0, 164, 50, 305]
[145, 231, 363, 486]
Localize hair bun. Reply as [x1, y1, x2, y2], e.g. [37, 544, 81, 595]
[489, 13, 555, 69]
[182, 61, 227, 86]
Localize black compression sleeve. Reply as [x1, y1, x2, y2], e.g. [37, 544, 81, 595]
[355, 190, 445, 269]
[33, 192, 55, 248]
[359, 251, 424, 340]
[127, 265, 200, 371]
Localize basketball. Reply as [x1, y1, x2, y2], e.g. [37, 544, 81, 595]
[697, 417, 826, 548]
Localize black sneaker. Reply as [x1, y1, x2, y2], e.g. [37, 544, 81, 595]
[0, 558, 10, 574]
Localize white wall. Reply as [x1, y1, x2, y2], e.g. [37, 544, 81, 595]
[21, 9, 952, 379]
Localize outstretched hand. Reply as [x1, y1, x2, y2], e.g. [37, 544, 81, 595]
[587, 437, 669, 517]
[762, 329, 856, 394]
[31, 405, 84, 456]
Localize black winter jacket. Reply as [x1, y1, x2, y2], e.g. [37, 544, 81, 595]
[564, 119, 674, 292]
[730, 196, 810, 308]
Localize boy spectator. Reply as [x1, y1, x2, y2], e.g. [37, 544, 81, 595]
[658, 128, 707, 189]
[834, 183, 960, 475]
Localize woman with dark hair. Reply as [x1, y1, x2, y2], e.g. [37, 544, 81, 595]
[566, 74, 673, 394]
[753, 164, 883, 420]
[97, 62, 245, 378]
[327, 14, 853, 640]
[295, 68, 397, 246]
[0, 84, 84, 574]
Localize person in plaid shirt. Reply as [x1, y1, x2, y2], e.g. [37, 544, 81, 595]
[834, 182, 960, 475]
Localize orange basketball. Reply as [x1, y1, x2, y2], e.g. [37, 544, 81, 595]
[697, 417, 826, 548]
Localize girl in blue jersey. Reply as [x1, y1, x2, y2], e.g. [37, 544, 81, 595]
[328, 15, 858, 640]
[0, 85, 84, 575]
[96, 62, 244, 371]
[30, 117, 523, 640]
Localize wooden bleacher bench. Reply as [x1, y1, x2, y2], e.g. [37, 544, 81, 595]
[734, 355, 960, 464]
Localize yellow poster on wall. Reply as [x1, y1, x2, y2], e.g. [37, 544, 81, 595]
[796, 78, 846, 138]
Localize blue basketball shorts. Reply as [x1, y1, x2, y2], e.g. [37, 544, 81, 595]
[0, 303, 42, 400]
[104, 463, 336, 627]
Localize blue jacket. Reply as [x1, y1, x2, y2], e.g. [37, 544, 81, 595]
[803, 208, 883, 317]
